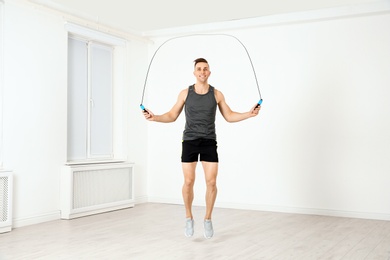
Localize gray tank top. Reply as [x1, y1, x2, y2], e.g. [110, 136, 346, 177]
[183, 85, 217, 140]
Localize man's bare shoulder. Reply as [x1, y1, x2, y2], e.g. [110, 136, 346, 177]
[179, 87, 189, 93]
[213, 88, 225, 103]
[179, 87, 189, 96]
[177, 88, 189, 102]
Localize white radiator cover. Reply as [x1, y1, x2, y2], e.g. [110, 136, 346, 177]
[0, 171, 13, 233]
[61, 162, 134, 219]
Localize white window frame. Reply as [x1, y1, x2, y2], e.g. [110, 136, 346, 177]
[66, 22, 127, 164]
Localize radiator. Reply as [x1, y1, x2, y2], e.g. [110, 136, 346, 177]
[0, 171, 12, 233]
[61, 162, 134, 219]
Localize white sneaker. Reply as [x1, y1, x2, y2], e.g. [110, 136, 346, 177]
[185, 218, 194, 237]
[204, 219, 214, 239]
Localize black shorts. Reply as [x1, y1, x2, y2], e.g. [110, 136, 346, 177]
[181, 139, 219, 163]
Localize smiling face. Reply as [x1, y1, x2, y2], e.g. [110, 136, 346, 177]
[193, 61, 211, 83]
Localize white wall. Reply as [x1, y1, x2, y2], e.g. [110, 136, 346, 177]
[2, 1, 149, 227]
[0, 1, 4, 168]
[146, 12, 390, 220]
[3, 1, 67, 226]
[127, 40, 149, 203]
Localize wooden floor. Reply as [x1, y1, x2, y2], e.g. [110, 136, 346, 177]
[1, 203, 390, 260]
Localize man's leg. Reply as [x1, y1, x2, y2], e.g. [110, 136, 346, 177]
[201, 161, 218, 220]
[202, 161, 218, 238]
[182, 162, 197, 237]
[182, 162, 197, 219]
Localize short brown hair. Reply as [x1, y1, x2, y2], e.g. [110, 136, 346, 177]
[194, 58, 208, 67]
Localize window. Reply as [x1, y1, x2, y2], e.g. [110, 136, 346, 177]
[66, 23, 126, 163]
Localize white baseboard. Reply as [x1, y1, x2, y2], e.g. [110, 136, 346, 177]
[134, 195, 149, 204]
[147, 197, 390, 221]
[216, 201, 390, 221]
[147, 197, 183, 205]
[13, 211, 61, 228]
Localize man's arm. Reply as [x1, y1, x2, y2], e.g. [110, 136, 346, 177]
[143, 89, 187, 122]
[215, 89, 260, 123]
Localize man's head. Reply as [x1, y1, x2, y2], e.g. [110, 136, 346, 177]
[193, 58, 211, 83]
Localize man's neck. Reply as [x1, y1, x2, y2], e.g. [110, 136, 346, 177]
[194, 83, 209, 94]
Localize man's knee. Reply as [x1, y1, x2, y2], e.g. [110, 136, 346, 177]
[183, 178, 195, 187]
[206, 178, 217, 188]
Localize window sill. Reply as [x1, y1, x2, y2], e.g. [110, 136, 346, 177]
[65, 159, 127, 166]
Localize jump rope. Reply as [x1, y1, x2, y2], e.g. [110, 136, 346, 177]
[140, 34, 263, 113]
